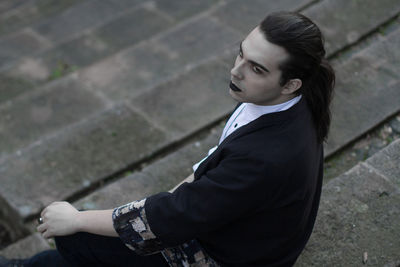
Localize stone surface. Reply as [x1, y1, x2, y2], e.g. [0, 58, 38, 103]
[0, 0, 84, 37]
[212, 0, 311, 34]
[0, 0, 26, 15]
[130, 60, 236, 138]
[0, 28, 51, 69]
[366, 139, 400, 188]
[32, 0, 142, 43]
[304, 0, 400, 56]
[0, 104, 170, 219]
[0, 233, 51, 258]
[0, 195, 30, 250]
[0, 75, 106, 159]
[74, 124, 222, 210]
[94, 6, 172, 54]
[296, 161, 400, 266]
[325, 27, 400, 156]
[154, 0, 219, 21]
[79, 16, 241, 101]
[29, 5, 173, 83]
[0, 74, 34, 104]
[1, 0, 400, 261]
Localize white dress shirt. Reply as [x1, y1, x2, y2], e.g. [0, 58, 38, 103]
[192, 95, 302, 172]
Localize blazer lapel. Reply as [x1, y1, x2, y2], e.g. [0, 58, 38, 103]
[194, 97, 307, 178]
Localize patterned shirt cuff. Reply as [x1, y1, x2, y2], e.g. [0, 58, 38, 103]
[112, 198, 164, 255]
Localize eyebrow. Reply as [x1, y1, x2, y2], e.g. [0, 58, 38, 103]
[240, 41, 270, 73]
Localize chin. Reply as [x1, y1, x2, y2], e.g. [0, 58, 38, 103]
[229, 89, 241, 99]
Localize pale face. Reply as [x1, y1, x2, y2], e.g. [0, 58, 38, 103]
[229, 27, 300, 105]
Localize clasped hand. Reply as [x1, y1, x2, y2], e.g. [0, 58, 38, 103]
[36, 201, 81, 239]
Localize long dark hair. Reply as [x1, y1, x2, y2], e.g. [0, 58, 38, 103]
[259, 11, 335, 143]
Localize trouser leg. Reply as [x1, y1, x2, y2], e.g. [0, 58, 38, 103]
[54, 232, 169, 267]
[20, 249, 70, 267]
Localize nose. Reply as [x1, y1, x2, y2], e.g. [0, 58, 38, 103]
[230, 59, 244, 80]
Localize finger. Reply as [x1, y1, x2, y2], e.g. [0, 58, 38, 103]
[36, 223, 47, 233]
[42, 230, 52, 239]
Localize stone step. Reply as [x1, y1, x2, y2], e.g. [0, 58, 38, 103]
[0, 0, 221, 103]
[1, 0, 400, 252]
[0, 0, 145, 71]
[0, 74, 107, 160]
[0, 233, 51, 258]
[73, 124, 223, 210]
[1, 0, 397, 157]
[296, 139, 400, 266]
[0, 0, 85, 36]
[0, 0, 220, 103]
[0, 0, 26, 15]
[0, 0, 93, 34]
[326, 25, 400, 156]
[0, 15, 240, 157]
[303, 0, 400, 56]
[76, 15, 241, 102]
[1, 0, 399, 222]
[0, 56, 236, 220]
[0, 101, 174, 220]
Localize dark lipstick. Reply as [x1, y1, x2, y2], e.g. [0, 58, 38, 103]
[230, 81, 242, 92]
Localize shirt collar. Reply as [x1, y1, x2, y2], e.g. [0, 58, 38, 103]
[243, 95, 302, 119]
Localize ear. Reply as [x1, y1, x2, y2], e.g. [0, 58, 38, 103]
[282, 79, 302, 95]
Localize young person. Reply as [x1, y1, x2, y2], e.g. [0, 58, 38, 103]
[1, 11, 334, 267]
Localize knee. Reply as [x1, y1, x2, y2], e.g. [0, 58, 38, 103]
[55, 232, 84, 254]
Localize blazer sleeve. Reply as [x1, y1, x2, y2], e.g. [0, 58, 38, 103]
[112, 147, 275, 255]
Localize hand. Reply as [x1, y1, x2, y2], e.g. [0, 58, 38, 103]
[37, 201, 81, 239]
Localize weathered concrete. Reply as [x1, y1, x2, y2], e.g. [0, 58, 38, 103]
[0, 0, 26, 15]
[326, 27, 400, 156]
[0, 0, 84, 37]
[303, 0, 400, 56]
[0, 28, 51, 69]
[74, 124, 222, 210]
[296, 140, 400, 266]
[0, 103, 170, 219]
[79, 15, 241, 101]
[0, 233, 51, 258]
[130, 60, 235, 138]
[0, 195, 30, 250]
[0, 0, 400, 259]
[32, 0, 143, 43]
[366, 138, 400, 188]
[39, 6, 173, 75]
[153, 0, 219, 21]
[0, 73, 34, 105]
[211, 0, 311, 34]
[0, 75, 106, 159]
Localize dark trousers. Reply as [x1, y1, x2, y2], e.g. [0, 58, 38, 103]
[22, 232, 169, 267]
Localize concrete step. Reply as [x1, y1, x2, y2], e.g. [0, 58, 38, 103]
[1, 122, 399, 262]
[326, 25, 400, 156]
[0, 102, 173, 221]
[303, 0, 400, 56]
[296, 139, 400, 266]
[2, 0, 398, 161]
[0, 74, 107, 160]
[1, 0, 398, 157]
[0, 0, 399, 225]
[0, 233, 51, 258]
[0, 0, 220, 102]
[73, 124, 223, 211]
[0, 0, 145, 71]
[1, 0, 400, 254]
[0, 0, 85, 37]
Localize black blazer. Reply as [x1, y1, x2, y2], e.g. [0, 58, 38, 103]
[116, 96, 324, 266]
